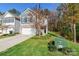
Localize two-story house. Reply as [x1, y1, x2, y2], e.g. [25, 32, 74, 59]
[20, 8, 48, 35]
[2, 9, 20, 34]
[20, 8, 36, 35]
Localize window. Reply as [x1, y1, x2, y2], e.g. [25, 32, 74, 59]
[21, 17, 27, 24]
[21, 16, 33, 24]
[3, 17, 14, 23]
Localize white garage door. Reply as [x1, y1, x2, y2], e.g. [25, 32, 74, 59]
[21, 28, 36, 35]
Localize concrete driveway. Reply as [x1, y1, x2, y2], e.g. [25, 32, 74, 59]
[0, 34, 33, 52]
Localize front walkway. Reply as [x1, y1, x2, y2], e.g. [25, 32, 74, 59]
[0, 34, 33, 52]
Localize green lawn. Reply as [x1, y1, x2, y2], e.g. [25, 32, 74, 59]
[0, 32, 79, 56]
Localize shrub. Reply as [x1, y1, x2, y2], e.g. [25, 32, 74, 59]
[2, 34, 8, 36]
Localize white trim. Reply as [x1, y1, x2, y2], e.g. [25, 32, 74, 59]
[20, 8, 34, 17]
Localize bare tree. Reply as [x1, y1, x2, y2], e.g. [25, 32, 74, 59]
[31, 4, 50, 36]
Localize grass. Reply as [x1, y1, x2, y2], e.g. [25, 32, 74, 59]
[0, 32, 79, 56]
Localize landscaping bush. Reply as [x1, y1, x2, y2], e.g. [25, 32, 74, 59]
[2, 34, 8, 36]
[15, 32, 19, 34]
[48, 41, 57, 52]
[0, 32, 19, 39]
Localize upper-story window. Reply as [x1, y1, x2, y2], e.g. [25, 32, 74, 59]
[3, 17, 14, 23]
[21, 16, 33, 24]
[21, 17, 27, 24]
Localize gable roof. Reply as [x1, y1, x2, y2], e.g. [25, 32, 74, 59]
[20, 8, 35, 17]
[3, 9, 21, 18]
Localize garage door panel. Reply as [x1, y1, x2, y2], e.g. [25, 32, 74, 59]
[21, 28, 36, 35]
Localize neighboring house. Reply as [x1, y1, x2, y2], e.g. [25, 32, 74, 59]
[0, 12, 4, 34]
[2, 9, 20, 34]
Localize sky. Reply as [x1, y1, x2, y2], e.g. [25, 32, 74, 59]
[0, 3, 59, 12]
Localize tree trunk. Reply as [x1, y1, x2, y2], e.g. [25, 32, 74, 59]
[73, 23, 76, 43]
